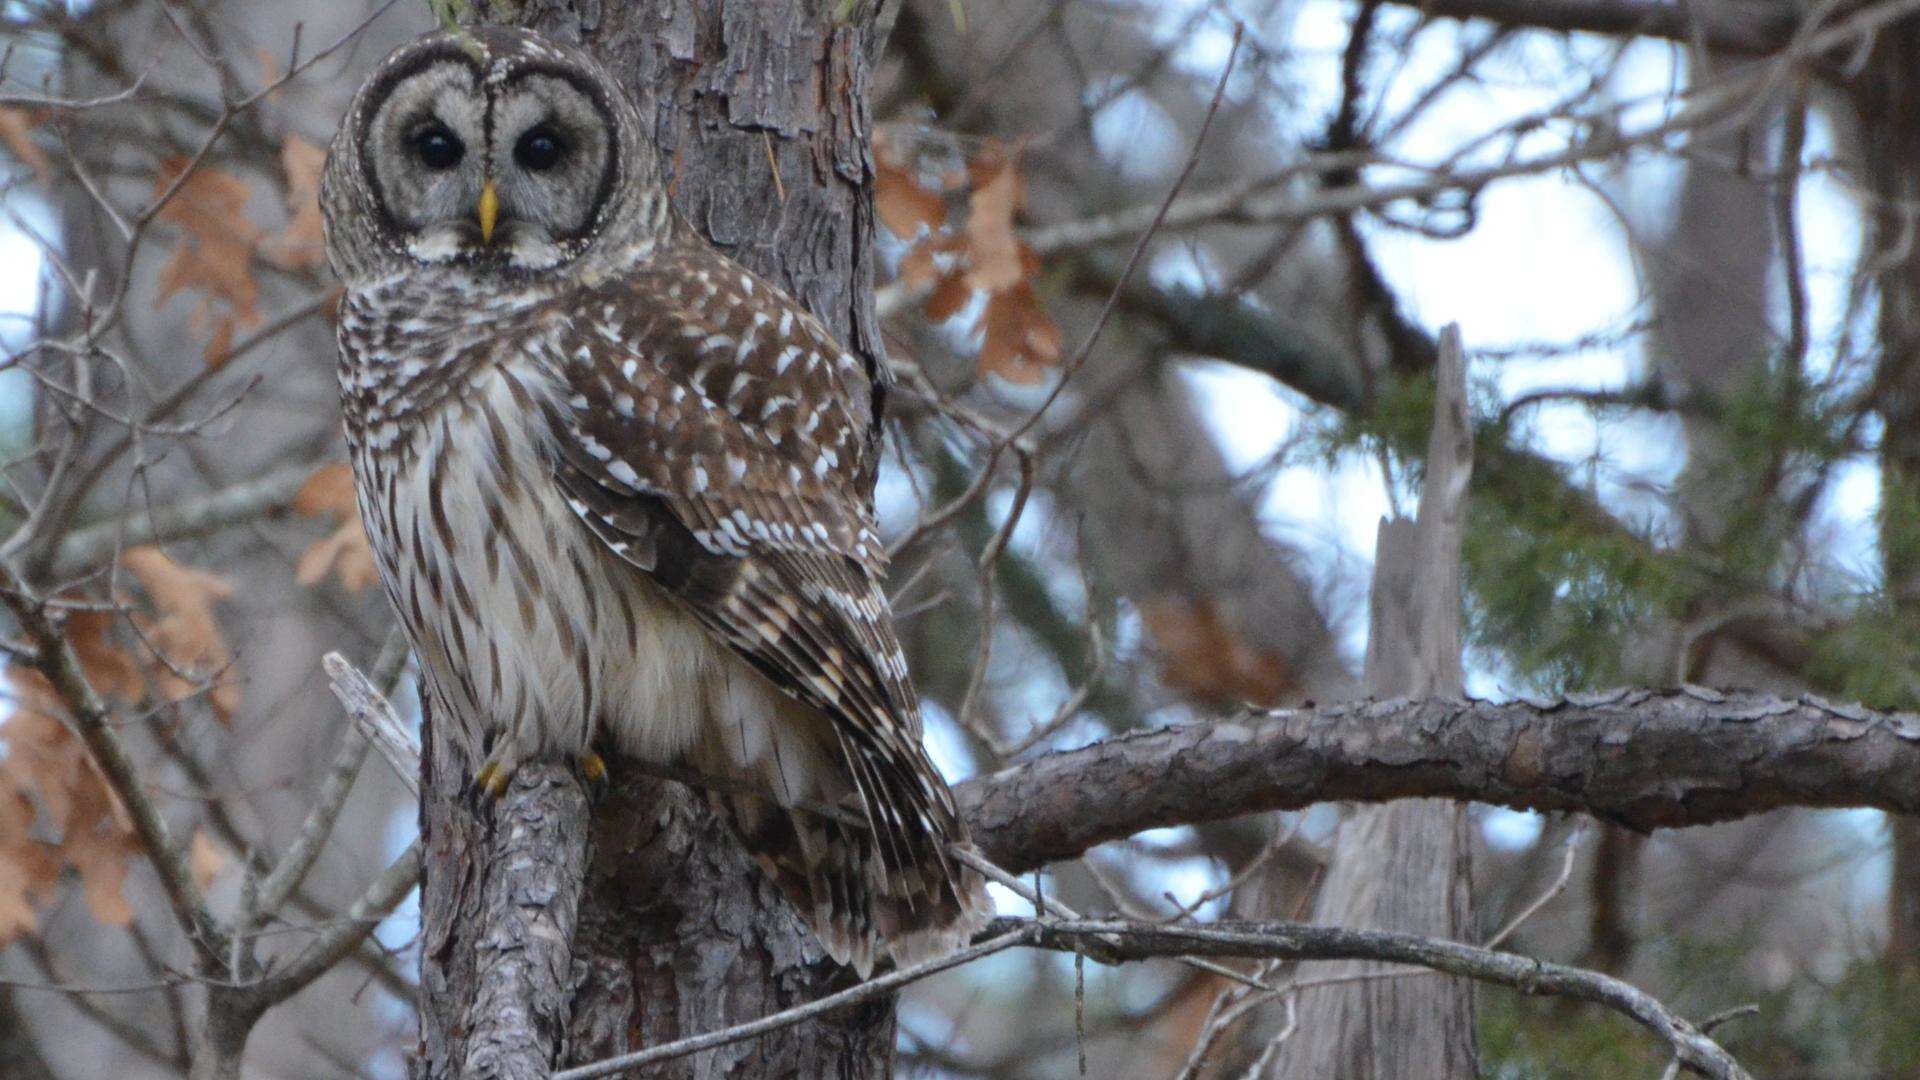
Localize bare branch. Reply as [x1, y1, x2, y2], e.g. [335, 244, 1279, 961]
[959, 688, 1920, 873]
[246, 841, 421, 1010]
[1383, 0, 1797, 54]
[323, 651, 419, 798]
[551, 927, 1038, 1079]
[253, 728, 370, 920]
[0, 576, 226, 964]
[53, 461, 314, 573]
[554, 908, 1751, 1080]
[1016, 918, 1750, 1080]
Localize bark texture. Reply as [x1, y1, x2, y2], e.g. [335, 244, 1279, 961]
[1275, 329, 1477, 1078]
[421, 763, 590, 1079]
[960, 687, 1920, 871]
[420, 2, 896, 1076]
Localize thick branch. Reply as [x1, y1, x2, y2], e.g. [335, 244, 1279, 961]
[959, 688, 1920, 873]
[459, 764, 592, 1080]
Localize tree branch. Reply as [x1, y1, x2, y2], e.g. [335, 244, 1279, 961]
[1017, 918, 1749, 1080]
[52, 461, 314, 574]
[0, 578, 226, 964]
[959, 688, 1920, 873]
[1382, 0, 1797, 54]
[555, 913, 1750, 1080]
[244, 840, 420, 1011]
[460, 764, 591, 1080]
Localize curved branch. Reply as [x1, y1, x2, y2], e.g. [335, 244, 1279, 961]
[959, 688, 1920, 872]
[1021, 918, 1749, 1080]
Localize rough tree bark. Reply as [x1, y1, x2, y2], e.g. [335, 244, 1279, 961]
[1276, 329, 1477, 1077]
[419, 3, 897, 1076]
[961, 687, 1920, 870]
[1854, 17, 1920, 976]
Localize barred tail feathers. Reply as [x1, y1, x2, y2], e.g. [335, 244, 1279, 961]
[695, 688, 990, 977]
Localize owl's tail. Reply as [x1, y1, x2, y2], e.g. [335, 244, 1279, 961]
[695, 705, 992, 977]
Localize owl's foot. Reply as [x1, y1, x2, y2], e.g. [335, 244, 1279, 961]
[471, 737, 525, 800]
[473, 757, 514, 800]
[472, 749, 606, 799]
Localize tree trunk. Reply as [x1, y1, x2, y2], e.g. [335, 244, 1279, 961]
[1853, 19, 1920, 978]
[1275, 330, 1477, 1078]
[419, 3, 896, 1075]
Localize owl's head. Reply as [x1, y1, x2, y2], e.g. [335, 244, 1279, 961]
[322, 28, 664, 282]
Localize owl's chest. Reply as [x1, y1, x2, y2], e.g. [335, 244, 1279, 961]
[345, 351, 558, 574]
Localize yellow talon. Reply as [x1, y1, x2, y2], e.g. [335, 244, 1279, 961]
[475, 761, 510, 799]
[579, 751, 607, 784]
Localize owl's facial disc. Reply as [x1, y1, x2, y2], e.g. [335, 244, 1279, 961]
[361, 47, 621, 272]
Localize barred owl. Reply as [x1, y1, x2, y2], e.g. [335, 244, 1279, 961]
[320, 27, 989, 974]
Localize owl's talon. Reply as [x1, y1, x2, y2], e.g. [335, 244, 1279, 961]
[474, 760, 512, 800]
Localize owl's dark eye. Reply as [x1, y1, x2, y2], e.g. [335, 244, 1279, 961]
[411, 123, 464, 171]
[514, 126, 566, 172]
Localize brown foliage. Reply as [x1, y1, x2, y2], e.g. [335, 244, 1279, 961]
[878, 138, 1061, 384]
[152, 158, 266, 366]
[1139, 594, 1293, 708]
[293, 462, 378, 593]
[122, 546, 239, 721]
[0, 107, 50, 183]
[260, 136, 328, 272]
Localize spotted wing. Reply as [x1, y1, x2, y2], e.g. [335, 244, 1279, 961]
[535, 247, 973, 929]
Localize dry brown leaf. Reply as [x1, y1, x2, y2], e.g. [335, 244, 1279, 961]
[292, 461, 355, 517]
[0, 783, 57, 942]
[255, 47, 284, 92]
[978, 282, 1061, 385]
[923, 270, 973, 323]
[881, 143, 1061, 384]
[1138, 594, 1293, 709]
[293, 463, 377, 593]
[963, 152, 1025, 292]
[152, 158, 265, 366]
[260, 136, 328, 272]
[0, 800, 48, 942]
[876, 157, 946, 239]
[896, 241, 943, 293]
[66, 609, 146, 705]
[69, 821, 136, 928]
[0, 107, 49, 183]
[121, 546, 239, 721]
[189, 830, 228, 892]
[0, 671, 139, 942]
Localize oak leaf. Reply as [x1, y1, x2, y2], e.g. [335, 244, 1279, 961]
[260, 136, 328, 271]
[152, 158, 265, 366]
[189, 830, 228, 892]
[293, 462, 377, 593]
[1139, 594, 1293, 709]
[877, 156, 947, 239]
[121, 546, 239, 721]
[0, 107, 49, 183]
[0, 671, 139, 941]
[963, 153, 1024, 292]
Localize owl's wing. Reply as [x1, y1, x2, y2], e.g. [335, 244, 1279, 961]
[536, 268, 961, 889]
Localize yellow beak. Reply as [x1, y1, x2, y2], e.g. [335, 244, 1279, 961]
[477, 179, 500, 245]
